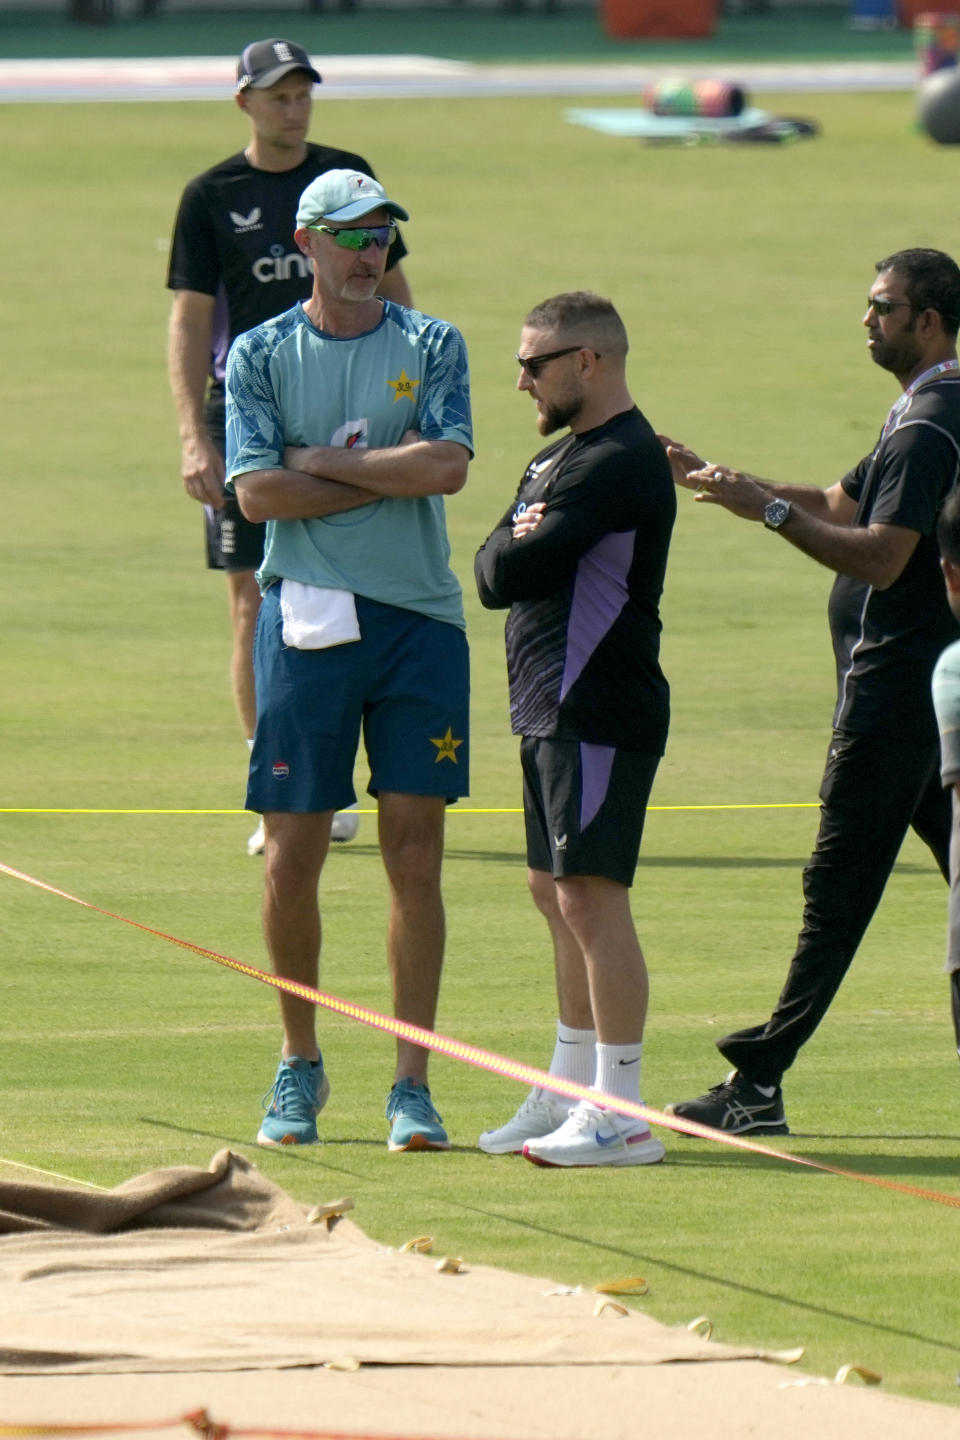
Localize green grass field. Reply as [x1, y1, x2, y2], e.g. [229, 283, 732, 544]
[3, 86, 960, 1410]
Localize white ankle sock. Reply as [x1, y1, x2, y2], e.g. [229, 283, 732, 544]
[593, 1041, 643, 1105]
[534, 1021, 596, 1108]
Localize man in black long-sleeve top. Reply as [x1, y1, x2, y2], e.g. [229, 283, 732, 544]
[474, 291, 676, 1168]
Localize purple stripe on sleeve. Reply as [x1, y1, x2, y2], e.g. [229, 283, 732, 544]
[560, 530, 634, 701]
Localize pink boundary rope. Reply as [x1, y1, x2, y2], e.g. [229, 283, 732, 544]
[2, 860, 958, 1209]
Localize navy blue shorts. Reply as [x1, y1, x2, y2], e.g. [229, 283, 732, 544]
[248, 587, 470, 814]
[521, 737, 659, 887]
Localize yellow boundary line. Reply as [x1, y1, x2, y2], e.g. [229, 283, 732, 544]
[0, 804, 819, 815]
[0, 1157, 107, 1190]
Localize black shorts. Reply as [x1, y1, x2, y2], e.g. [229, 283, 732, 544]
[203, 385, 266, 574]
[521, 736, 660, 888]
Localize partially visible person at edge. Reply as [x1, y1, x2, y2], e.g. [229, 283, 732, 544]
[661, 248, 960, 1136]
[167, 38, 412, 856]
[930, 486, 960, 1068]
[225, 169, 471, 1152]
[474, 291, 675, 1169]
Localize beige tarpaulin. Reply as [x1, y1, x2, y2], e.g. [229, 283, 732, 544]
[0, 1150, 958, 1438]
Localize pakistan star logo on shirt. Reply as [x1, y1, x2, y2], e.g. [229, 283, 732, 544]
[430, 727, 463, 764]
[387, 369, 420, 403]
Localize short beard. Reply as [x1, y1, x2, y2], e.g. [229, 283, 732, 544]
[538, 395, 582, 436]
[870, 321, 921, 379]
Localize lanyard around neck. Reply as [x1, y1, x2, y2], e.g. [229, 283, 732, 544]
[883, 358, 960, 436]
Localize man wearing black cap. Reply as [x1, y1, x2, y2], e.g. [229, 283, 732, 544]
[167, 39, 411, 857]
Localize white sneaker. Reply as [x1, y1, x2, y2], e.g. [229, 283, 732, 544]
[331, 808, 360, 843]
[478, 1090, 573, 1155]
[522, 1099, 665, 1169]
[247, 819, 265, 857]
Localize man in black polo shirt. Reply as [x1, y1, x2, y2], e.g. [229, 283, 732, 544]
[167, 38, 411, 855]
[663, 247, 960, 1134]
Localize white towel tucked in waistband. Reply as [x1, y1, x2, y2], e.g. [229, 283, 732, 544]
[279, 579, 361, 649]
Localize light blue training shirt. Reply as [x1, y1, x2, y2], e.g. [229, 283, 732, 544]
[226, 299, 473, 629]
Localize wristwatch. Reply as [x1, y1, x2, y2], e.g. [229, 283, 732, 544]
[763, 498, 792, 531]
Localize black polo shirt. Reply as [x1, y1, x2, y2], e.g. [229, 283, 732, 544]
[829, 376, 960, 741]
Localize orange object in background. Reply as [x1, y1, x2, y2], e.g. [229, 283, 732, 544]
[902, 0, 950, 22]
[601, 0, 717, 40]
[914, 11, 960, 73]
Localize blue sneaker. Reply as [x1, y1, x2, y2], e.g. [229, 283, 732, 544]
[386, 1078, 450, 1152]
[257, 1055, 331, 1148]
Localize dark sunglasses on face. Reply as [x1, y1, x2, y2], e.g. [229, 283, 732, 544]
[867, 297, 913, 317]
[515, 345, 599, 378]
[309, 222, 398, 251]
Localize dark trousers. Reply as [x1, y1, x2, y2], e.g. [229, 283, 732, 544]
[718, 729, 950, 1087]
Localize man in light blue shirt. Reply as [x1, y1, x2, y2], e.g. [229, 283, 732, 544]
[226, 169, 472, 1152]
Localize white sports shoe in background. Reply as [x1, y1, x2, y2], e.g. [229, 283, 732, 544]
[523, 1099, 665, 1168]
[331, 807, 360, 842]
[248, 811, 358, 854]
[478, 1089, 573, 1154]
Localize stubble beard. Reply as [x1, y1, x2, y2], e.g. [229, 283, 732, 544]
[538, 395, 583, 436]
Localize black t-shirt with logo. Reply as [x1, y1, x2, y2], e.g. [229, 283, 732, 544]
[167, 143, 408, 385]
[829, 376, 960, 741]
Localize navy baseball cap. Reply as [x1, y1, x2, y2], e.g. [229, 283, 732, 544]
[236, 39, 321, 91]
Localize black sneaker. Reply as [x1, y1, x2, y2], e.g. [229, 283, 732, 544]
[664, 1070, 788, 1135]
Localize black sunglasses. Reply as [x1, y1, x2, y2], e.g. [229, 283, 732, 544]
[516, 345, 598, 378]
[866, 297, 914, 317]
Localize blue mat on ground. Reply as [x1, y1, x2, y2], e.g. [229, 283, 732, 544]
[566, 106, 774, 138]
